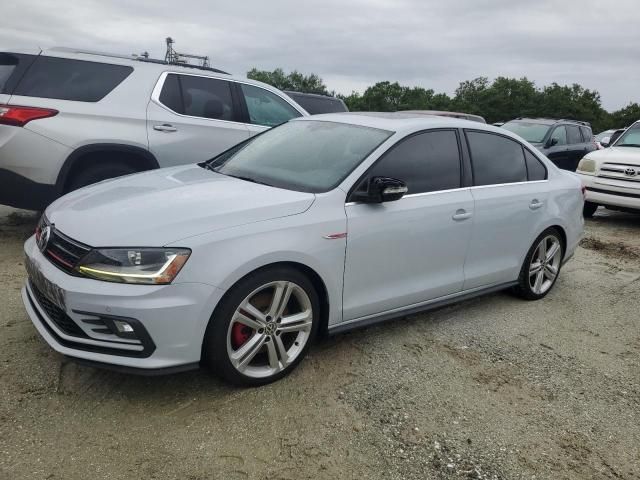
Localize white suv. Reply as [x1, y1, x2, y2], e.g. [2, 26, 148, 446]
[0, 47, 308, 210]
[577, 121, 640, 217]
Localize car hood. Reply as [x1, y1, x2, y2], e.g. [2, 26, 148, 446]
[585, 146, 640, 166]
[46, 165, 315, 246]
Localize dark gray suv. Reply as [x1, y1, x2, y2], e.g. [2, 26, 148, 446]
[502, 118, 596, 171]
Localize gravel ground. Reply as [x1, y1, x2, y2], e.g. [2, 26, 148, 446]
[0, 205, 639, 480]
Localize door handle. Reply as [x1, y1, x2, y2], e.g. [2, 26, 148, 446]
[452, 209, 472, 221]
[153, 124, 177, 132]
[529, 199, 544, 210]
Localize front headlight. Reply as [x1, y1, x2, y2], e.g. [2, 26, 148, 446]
[76, 248, 191, 284]
[577, 158, 596, 174]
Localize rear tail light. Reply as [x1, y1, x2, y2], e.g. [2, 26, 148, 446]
[0, 104, 58, 127]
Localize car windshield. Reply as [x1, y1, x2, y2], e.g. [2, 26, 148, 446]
[595, 130, 614, 142]
[613, 124, 640, 147]
[206, 120, 393, 193]
[502, 122, 550, 143]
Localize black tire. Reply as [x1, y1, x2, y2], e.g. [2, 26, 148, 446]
[202, 266, 320, 387]
[512, 227, 564, 301]
[67, 163, 137, 192]
[583, 201, 598, 218]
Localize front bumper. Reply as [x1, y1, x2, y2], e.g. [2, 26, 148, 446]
[578, 173, 640, 211]
[22, 236, 224, 371]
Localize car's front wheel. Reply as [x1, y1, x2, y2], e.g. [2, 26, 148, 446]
[513, 228, 564, 300]
[203, 266, 319, 386]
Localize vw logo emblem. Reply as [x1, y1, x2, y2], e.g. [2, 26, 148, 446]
[37, 225, 51, 252]
[625, 167, 637, 177]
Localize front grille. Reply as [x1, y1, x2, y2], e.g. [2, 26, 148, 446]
[29, 281, 87, 338]
[37, 219, 92, 274]
[597, 163, 640, 184]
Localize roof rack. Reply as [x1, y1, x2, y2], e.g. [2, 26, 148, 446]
[514, 117, 591, 127]
[49, 46, 229, 75]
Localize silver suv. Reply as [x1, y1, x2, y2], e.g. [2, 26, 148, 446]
[0, 47, 308, 210]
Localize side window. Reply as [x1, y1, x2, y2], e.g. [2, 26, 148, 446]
[580, 126, 592, 142]
[566, 125, 582, 144]
[158, 74, 184, 113]
[240, 84, 301, 127]
[12, 56, 132, 102]
[524, 149, 547, 181]
[466, 131, 527, 186]
[366, 130, 461, 195]
[550, 126, 567, 146]
[178, 75, 236, 121]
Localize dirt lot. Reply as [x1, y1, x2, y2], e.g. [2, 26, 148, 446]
[0, 205, 639, 480]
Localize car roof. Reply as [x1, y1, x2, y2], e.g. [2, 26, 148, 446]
[293, 111, 503, 135]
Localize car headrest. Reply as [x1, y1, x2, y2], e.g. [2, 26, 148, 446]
[203, 98, 224, 119]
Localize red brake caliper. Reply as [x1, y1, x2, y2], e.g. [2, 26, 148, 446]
[231, 323, 252, 349]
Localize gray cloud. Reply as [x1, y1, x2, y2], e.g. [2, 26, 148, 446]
[2, 0, 638, 110]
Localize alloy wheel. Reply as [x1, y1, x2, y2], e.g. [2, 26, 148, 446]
[528, 235, 562, 295]
[226, 281, 313, 379]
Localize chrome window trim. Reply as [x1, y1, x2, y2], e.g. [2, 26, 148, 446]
[345, 180, 549, 206]
[150, 71, 305, 125]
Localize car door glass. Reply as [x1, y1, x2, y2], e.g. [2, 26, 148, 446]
[466, 131, 527, 186]
[524, 149, 547, 181]
[566, 125, 582, 144]
[579, 126, 592, 142]
[550, 126, 567, 146]
[158, 73, 184, 113]
[364, 130, 461, 195]
[178, 75, 236, 121]
[240, 84, 301, 127]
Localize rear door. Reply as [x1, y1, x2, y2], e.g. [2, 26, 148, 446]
[147, 73, 250, 167]
[566, 124, 586, 171]
[463, 130, 550, 289]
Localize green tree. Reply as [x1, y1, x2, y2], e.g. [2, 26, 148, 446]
[609, 103, 640, 129]
[247, 68, 328, 95]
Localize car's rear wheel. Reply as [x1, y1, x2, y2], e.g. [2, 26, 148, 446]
[203, 266, 319, 386]
[513, 228, 564, 300]
[583, 201, 598, 218]
[67, 163, 137, 191]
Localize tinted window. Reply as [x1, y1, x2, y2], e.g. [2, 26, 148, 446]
[209, 120, 392, 193]
[501, 121, 550, 143]
[466, 131, 527, 186]
[13, 56, 132, 102]
[285, 92, 348, 114]
[179, 75, 235, 121]
[525, 149, 547, 181]
[366, 130, 461, 194]
[158, 73, 184, 113]
[241, 84, 301, 127]
[580, 126, 593, 142]
[550, 126, 567, 146]
[0, 53, 37, 94]
[566, 125, 582, 144]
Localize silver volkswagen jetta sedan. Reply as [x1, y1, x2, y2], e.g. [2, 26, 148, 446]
[22, 113, 584, 386]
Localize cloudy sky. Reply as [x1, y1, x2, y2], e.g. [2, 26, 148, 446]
[2, 0, 638, 110]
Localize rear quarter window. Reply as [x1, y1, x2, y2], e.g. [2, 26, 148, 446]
[12, 56, 133, 102]
[580, 126, 593, 142]
[0, 52, 37, 94]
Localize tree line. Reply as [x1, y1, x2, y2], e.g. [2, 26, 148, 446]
[247, 68, 640, 133]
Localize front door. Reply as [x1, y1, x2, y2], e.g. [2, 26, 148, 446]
[147, 73, 250, 167]
[342, 129, 474, 321]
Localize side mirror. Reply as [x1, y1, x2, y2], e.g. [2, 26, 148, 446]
[547, 137, 558, 148]
[351, 176, 408, 203]
[600, 136, 611, 147]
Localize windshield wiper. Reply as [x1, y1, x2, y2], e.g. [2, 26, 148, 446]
[617, 144, 640, 148]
